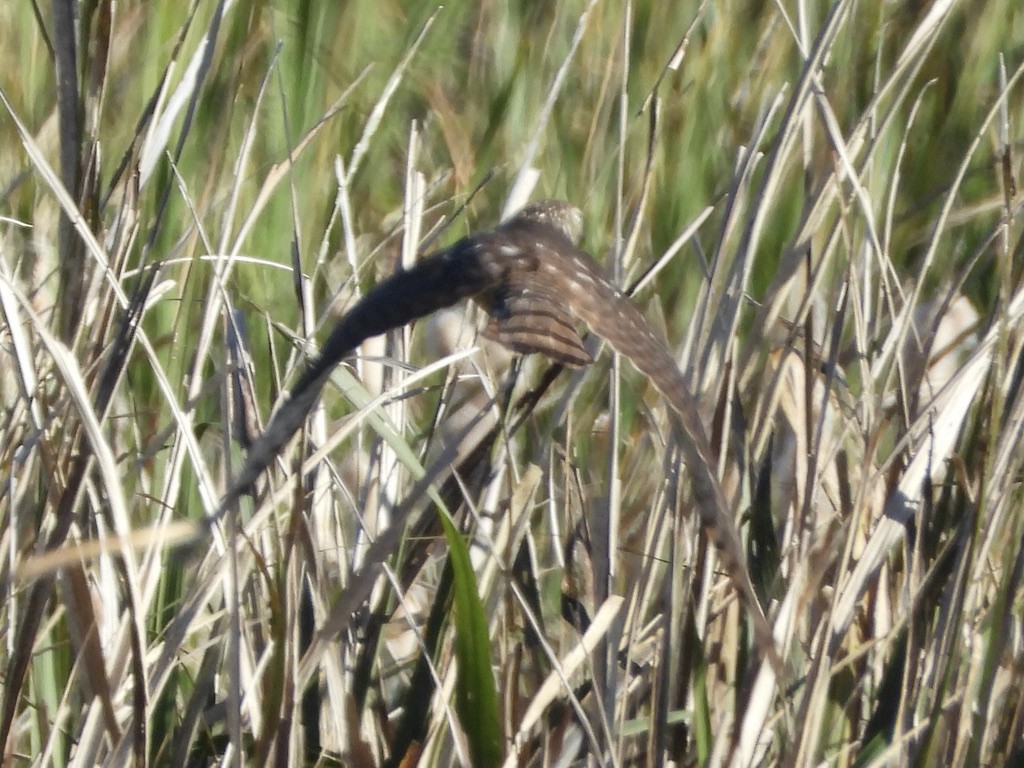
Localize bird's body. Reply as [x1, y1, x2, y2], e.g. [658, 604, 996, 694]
[222, 200, 783, 675]
[473, 203, 783, 675]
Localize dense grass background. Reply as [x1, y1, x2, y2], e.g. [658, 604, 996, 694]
[2, 0, 1024, 765]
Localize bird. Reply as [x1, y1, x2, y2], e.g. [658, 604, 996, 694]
[219, 199, 784, 676]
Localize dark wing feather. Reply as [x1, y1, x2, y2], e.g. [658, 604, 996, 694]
[482, 279, 592, 367]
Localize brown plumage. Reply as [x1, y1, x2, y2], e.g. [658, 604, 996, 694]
[473, 202, 783, 675]
[220, 200, 783, 675]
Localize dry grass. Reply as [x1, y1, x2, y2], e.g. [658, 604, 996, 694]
[2, 0, 1024, 766]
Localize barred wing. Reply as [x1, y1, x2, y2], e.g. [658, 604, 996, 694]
[482, 275, 592, 367]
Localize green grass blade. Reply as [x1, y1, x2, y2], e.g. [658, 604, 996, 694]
[438, 510, 503, 768]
